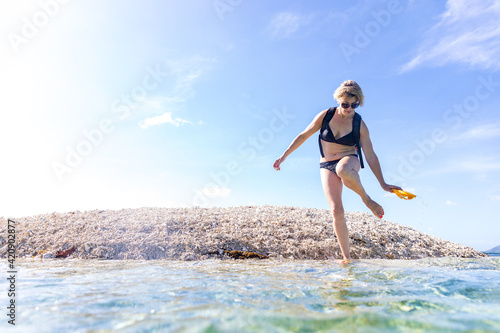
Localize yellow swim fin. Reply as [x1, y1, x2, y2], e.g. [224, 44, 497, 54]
[392, 189, 416, 200]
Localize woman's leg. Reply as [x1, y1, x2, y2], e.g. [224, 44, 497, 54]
[336, 155, 384, 218]
[320, 168, 351, 261]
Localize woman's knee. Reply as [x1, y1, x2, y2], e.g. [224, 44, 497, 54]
[330, 206, 344, 219]
[336, 157, 360, 179]
[336, 165, 355, 180]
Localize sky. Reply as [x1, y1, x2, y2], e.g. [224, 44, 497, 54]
[1, 0, 499, 252]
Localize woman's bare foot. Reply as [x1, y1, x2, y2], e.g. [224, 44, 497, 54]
[363, 197, 384, 218]
[335, 258, 354, 267]
[338, 258, 352, 265]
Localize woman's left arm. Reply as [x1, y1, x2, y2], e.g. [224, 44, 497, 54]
[359, 120, 402, 193]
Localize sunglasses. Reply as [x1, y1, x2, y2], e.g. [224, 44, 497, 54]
[340, 102, 360, 109]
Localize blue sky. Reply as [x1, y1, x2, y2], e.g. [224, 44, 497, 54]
[1, 0, 500, 251]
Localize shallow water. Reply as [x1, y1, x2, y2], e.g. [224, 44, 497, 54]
[1, 257, 500, 332]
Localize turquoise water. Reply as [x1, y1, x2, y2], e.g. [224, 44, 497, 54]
[1, 257, 500, 332]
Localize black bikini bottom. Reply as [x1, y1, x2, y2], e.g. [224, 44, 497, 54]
[319, 154, 358, 175]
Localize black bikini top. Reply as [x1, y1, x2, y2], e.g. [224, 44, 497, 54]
[319, 107, 356, 146]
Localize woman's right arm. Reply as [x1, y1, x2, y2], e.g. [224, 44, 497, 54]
[273, 109, 327, 170]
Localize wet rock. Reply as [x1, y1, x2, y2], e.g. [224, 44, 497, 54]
[55, 246, 76, 258]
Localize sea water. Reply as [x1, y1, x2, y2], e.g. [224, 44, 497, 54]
[1, 257, 500, 332]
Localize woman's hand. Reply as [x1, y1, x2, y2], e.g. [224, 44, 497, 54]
[273, 156, 286, 171]
[381, 183, 402, 193]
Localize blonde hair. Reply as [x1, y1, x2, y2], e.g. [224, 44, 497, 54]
[333, 80, 364, 106]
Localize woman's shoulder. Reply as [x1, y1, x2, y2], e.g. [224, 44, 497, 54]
[318, 107, 335, 117]
[312, 108, 329, 120]
[359, 117, 369, 135]
[309, 108, 332, 129]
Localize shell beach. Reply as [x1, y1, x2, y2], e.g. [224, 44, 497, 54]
[0, 205, 485, 260]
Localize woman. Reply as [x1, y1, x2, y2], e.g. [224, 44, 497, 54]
[273, 80, 401, 262]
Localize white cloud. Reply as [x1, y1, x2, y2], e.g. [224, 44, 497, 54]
[454, 123, 500, 141]
[457, 159, 500, 172]
[446, 200, 458, 206]
[410, 155, 500, 180]
[139, 112, 192, 129]
[267, 12, 312, 40]
[490, 195, 500, 204]
[138, 56, 215, 127]
[166, 56, 213, 95]
[402, 0, 500, 72]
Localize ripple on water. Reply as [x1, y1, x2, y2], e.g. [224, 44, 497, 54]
[1, 257, 500, 332]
